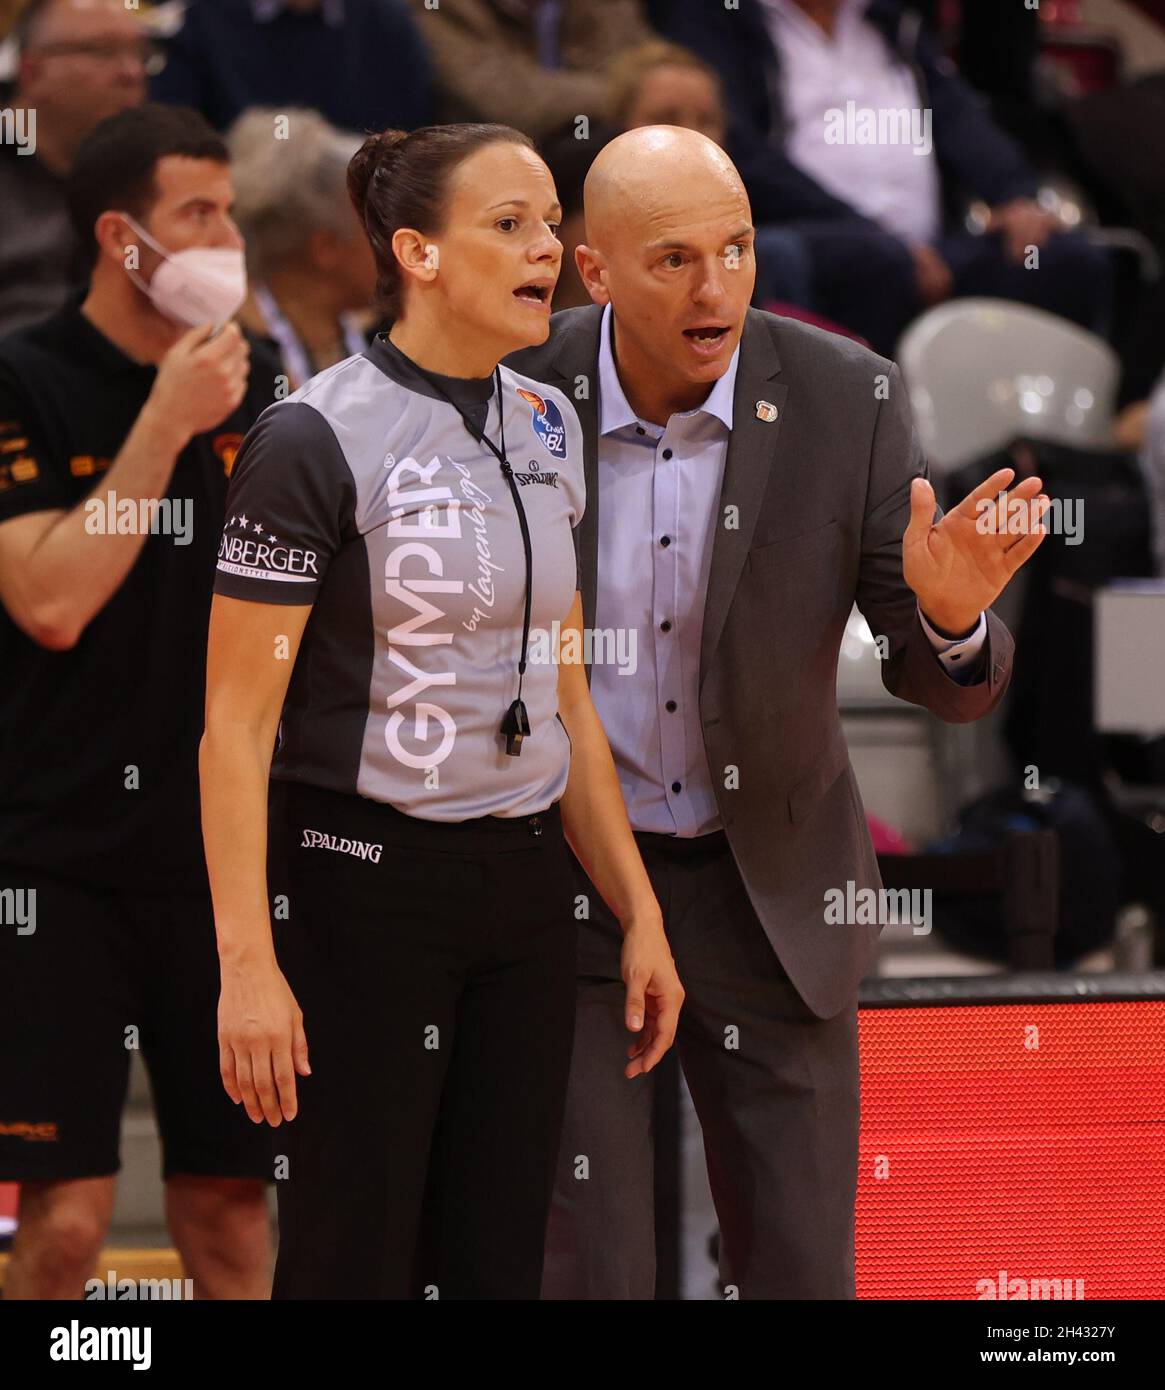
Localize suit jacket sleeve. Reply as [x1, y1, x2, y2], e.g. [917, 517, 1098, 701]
[855, 362, 1013, 723]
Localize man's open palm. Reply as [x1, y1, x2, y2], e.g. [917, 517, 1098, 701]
[904, 468, 1050, 633]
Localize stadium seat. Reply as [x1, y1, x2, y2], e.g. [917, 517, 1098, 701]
[897, 298, 1120, 473]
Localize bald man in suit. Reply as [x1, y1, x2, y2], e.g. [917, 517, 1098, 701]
[507, 126, 1046, 1299]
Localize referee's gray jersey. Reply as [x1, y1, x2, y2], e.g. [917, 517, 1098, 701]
[213, 333, 585, 821]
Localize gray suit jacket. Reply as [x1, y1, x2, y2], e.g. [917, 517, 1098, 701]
[507, 306, 1014, 1019]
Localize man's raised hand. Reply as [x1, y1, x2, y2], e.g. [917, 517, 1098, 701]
[903, 467, 1050, 635]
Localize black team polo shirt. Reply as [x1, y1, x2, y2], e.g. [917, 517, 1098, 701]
[0, 292, 281, 891]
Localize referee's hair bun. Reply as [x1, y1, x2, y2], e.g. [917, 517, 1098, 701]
[347, 128, 408, 217]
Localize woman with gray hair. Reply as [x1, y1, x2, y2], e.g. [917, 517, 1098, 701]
[228, 107, 378, 390]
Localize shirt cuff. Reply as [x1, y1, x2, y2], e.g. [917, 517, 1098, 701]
[918, 608, 987, 684]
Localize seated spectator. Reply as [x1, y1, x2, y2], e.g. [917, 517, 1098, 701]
[606, 38, 813, 312]
[607, 37, 725, 146]
[150, 0, 432, 134]
[652, 0, 1113, 355]
[408, 0, 654, 141]
[0, 0, 148, 335]
[228, 107, 378, 388]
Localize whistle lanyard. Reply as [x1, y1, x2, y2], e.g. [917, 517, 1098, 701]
[397, 350, 535, 757]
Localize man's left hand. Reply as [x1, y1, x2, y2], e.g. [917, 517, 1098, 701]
[904, 468, 1050, 636]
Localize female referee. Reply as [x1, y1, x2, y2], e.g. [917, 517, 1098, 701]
[199, 123, 683, 1300]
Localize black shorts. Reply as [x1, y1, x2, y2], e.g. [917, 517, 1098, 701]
[0, 866, 272, 1183]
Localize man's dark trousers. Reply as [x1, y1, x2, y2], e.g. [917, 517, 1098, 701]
[542, 829, 860, 1301]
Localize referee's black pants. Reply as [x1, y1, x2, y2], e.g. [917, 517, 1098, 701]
[267, 781, 578, 1300]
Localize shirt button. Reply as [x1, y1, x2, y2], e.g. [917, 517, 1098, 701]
[671, 781, 682, 794]
[662, 448, 673, 460]
[665, 700, 677, 712]
[660, 535, 671, 548]
[660, 620, 672, 632]
[636, 425, 646, 435]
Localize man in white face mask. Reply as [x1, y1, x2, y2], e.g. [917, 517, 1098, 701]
[0, 104, 278, 1299]
[117, 208, 249, 332]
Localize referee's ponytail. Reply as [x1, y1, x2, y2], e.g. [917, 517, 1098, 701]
[348, 123, 536, 322]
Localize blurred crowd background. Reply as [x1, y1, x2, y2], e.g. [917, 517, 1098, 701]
[1, 0, 1164, 970]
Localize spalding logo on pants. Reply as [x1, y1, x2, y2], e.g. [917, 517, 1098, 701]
[516, 388, 568, 458]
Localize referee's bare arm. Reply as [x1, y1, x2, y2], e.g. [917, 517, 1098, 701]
[201, 593, 313, 1128]
[0, 322, 249, 650]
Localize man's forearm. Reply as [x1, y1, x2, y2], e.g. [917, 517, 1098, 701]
[18, 400, 190, 643]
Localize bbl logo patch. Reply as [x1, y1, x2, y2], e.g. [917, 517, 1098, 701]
[516, 388, 568, 459]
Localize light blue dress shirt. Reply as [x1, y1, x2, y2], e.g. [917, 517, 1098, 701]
[590, 303, 986, 838]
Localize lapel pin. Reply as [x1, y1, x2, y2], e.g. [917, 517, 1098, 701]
[755, 400, 779, 422]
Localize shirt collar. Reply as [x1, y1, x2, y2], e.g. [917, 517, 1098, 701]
[251, 0, 346, 28]
[367, 331, 496, 407]
[597, 301, 737, 436]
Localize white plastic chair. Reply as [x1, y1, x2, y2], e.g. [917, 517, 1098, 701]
[897, 298, 1120, 474]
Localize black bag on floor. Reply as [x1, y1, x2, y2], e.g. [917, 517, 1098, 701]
[925, 780, 1122, 967]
